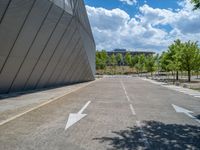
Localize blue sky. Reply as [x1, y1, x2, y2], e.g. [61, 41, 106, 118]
[85, 0, 180, 16]
[84, 0, 200, 52]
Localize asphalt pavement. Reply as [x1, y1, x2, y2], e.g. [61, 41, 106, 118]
[0, 77, 200, 150]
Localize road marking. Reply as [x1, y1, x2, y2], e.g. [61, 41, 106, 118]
[120, 80, 137, 116]
[136, 121, 150, 148]
[65, 101, 91, 130]
[129, 104, 136, 115]
[172, 104, 200, 124]
[78, 101, 91, 114]
[0, 79, 101, 126]
[120, 80, 130, 102]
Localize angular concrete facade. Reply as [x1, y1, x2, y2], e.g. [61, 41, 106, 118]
[0, 0, 95, 94]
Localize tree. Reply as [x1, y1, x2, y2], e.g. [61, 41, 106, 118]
[101, 50, 109, 66]
[96, 51, 106, 70]
[130, 55, 139, 68]
[110, 54, 117, 66]
[167, 40, 182, 81]
[145, 55, 156, 76]
[96, 50, 109, 70]
[191, 0, 200, 10]
[137, 54, 145, 75]
[160, 52, 170, 72]
[154, 54, 161, 75]
[96, 56, 101, 70]
[180, 41, 200, 82]
[109, 54, 117, 74]
[124, 53, 132, 66]
[116, 53, 123, 66]
[194, 51, 200, 78]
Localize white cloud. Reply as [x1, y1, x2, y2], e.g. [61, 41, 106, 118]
[86, 0, 200, 52]
[86, 6, 129, 31]
[119, 0, 137, 5]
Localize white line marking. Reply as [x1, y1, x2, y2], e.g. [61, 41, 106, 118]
[78, 101, 91, 114]
[185, 113, 200, 124]
[120, 80, 137, 116]
[65, 101, 91, 130]
[136, 121, 150, 148]
[129, 104, 136, 115]
[120, 80, 130, 102]
[0, 79, 101, 126]
[172, 104, 200, 124]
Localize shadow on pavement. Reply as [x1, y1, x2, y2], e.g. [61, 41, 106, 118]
[0, 81, 88, 100]
[196, 115, 200, 120]
[94, 121, 200, 150]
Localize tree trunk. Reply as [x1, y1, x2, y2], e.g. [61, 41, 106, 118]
[188, 70, 191, 82]
[167, 72, 169, 80]
[176, 71, 179, 81]
[172, 71, 175, 84]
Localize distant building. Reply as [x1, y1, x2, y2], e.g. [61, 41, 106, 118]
[107, 49, 155, 57]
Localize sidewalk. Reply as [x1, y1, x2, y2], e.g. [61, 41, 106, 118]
[0, 81, 95, 125]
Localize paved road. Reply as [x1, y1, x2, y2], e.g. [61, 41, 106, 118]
[0, 77, 200, 150]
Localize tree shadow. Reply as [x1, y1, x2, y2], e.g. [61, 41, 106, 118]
[94, 121, 200, 150]
[196, 115, 200, 120]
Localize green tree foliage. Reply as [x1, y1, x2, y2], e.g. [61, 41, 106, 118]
[110, 54, 117, 66]
[95, 42, 199, 80]
[191, 0, 200, 10]
[130, 55, 139, 68]
[179, 41, 200, 82]
[154, 54, 160, 73]
[124, 53, 132, 66]
[160, 52, 170, 72]
[194, 51, 200, 78]
[159, 40, 200, 82]
[130, 54, 146, 75]
[167, 39, 182, 80]
[137, 54, 145, 73]
[116, 53, 123, 66]
[145, 55, 156, 76]
[96, 50, 108, 70]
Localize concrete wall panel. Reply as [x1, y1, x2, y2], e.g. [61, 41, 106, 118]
[48, 30, 80, 85]
[35, 18, 77, 89]
[0, 0, 52, 93]
[10, 4, 63, 92]
[0, 0, 11, 23]
[67, 48, 85, 83]
[0, 0, 36, 70]
[69, 49, 86, 83]
[72, 46, 90, 83]
[57, 38, 82, 85]
[23, 13, 73, 90]
[0, 0, 95, 94]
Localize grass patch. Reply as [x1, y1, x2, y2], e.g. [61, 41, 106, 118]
[96, 66, 137, 75]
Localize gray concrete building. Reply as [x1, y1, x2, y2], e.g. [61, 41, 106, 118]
[0, 0, 95, 94]
[107, 49, 155, 57]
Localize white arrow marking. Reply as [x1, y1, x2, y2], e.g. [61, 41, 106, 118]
[65, 101, 91, 130]
[172, 104, 200, 124]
